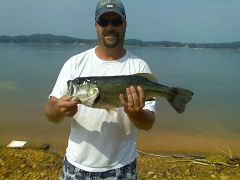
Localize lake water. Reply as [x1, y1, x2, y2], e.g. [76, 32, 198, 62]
[0, 43, 239, 153]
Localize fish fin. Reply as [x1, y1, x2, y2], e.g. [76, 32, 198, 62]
[167, 87, 194, 113]
[66, 80, 74, 99]
[66, 80, 81, 101]
[134, 73, 157, 82]
[106, 108, 118, 116]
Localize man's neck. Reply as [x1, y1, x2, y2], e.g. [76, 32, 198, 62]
[95, 46, 126, 61]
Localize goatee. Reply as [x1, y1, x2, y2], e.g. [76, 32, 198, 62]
[102, 30, 120, 48]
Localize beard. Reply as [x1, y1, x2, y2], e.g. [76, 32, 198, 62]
[102, 30, 121, 48]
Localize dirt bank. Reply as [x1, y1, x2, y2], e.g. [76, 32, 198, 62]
[0, 147, 239, 180]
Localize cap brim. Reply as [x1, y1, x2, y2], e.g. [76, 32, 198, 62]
[96, 9, 125, 21]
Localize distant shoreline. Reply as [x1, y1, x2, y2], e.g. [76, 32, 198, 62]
[1, 34, 240, 50]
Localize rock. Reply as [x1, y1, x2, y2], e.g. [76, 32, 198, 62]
[210, 174, 216, 179]
[40, 172, 46, 178]
[185, 169, 191, 176]
[37, 144, 50, 151]
[153, 175, 158, 179]
[0, 158, 5, 167]
[147, 171, 155, 176]
[20, 164, 26, 168]
[219, 175, 230, 180]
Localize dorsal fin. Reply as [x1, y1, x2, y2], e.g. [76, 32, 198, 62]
[134, 73, 157, 82]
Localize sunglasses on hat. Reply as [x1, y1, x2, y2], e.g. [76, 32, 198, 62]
[97, 18, 124, 27]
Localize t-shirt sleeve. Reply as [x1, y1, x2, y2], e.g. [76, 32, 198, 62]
[49, 58, 74, 99]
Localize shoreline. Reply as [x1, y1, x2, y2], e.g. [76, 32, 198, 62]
[0, 146, 239, 179]
[1, 131, 240, 154]
[1, 34, 240, 50]
[1, 41, 240, 51]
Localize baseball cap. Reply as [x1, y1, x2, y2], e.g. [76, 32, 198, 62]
[95, 0, 126, 21]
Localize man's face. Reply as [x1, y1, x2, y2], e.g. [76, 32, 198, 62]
[96, 12, 126, 48]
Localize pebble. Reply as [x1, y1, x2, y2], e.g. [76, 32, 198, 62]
[20, 164, 26, 168]
[153, 175, 158, 179]
[40, 172, 46, 178]
[185, 169, 191, 176]
[147, 171, 155, 176]
[210, 174, 216, 179]
[219, 175, 230, 180]
[0, 158, 5, 166]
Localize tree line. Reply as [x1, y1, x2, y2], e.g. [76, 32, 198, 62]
[1, 34, 240, 49]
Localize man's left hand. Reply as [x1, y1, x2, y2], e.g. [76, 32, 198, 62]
[119, 86, 145, 112]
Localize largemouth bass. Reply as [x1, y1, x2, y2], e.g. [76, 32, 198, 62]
[67, 73, 193, 113]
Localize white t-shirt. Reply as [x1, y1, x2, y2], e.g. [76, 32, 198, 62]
[49, 47, 155, 172]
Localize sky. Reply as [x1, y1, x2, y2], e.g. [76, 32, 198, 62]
[0, 0, 240, 43]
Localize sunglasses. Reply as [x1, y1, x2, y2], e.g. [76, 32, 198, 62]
[97, 18, 124, 27]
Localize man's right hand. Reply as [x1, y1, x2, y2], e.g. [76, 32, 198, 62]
[57, 96, 80, 117]
[44, 96, 80, 123]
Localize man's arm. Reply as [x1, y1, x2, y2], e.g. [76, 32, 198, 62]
[44, 96, 79, 123]
[119, 86, 155, 130]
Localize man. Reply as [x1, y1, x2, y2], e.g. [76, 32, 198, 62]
[44, 0, 155, 179]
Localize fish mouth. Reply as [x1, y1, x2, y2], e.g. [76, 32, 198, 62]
[93, 94, 101, 105]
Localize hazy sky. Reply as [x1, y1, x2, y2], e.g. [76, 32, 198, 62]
[1, 0, 240, 43]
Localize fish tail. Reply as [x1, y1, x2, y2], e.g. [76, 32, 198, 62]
[167, 87, 194, 113]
